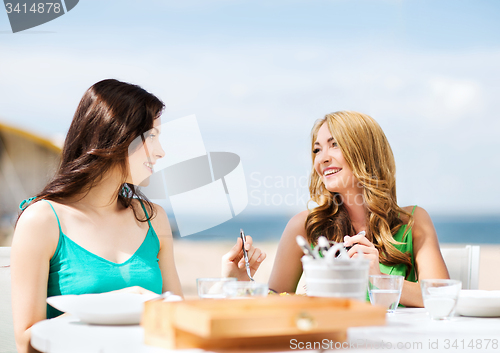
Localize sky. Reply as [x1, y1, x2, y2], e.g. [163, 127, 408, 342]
[1, 0, 499, 217]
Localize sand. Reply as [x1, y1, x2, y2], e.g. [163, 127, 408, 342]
[1, 237, 498, 297]
[173, 240, 500, 297]
[174, 240, 282, 298]
[476, 245, 500, 290]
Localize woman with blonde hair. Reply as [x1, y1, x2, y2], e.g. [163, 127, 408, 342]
[268, 111, 448, 307]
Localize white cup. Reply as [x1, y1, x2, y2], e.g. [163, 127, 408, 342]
[421, 279, 462, 320]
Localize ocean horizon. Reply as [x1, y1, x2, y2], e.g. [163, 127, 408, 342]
[173, 213, 500, 244]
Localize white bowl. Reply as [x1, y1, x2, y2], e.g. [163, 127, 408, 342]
[47, 292, 181, 325]
[456, 290, 500, 317]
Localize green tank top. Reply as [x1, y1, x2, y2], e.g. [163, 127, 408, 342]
[43, 200, 163, 319]
[378, 205, 418, 282]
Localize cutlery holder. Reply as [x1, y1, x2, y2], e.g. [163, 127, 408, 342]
[302, 255, 370, 301]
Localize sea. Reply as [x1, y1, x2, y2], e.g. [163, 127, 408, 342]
[173, 213, 500, 244]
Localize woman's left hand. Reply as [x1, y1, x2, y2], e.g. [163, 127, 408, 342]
[221, 235, 266, 281]
[344, 232, 382, 275]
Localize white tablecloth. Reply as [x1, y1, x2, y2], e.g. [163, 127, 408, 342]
[348, 308, 500, 352]
[31, 308, 500, 353]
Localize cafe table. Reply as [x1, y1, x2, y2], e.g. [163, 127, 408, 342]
[31, 308, 500, 353]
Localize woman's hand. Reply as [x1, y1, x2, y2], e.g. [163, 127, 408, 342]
[344, 232, 382, 275]
[221, 235, 266, 281]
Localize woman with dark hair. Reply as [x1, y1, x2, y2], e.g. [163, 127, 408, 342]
[10, 79, 264, 353]
[268, 111, 449, 306]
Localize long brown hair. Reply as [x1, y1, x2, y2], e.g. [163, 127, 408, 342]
[305, 111, 414, 272]
[18, 79, 164, 222]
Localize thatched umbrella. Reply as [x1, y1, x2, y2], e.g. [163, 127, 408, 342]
[0, 122, 61, 245]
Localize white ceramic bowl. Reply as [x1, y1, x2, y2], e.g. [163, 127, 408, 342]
[47, 292, 181, 325]
[456, 290, 500, 317]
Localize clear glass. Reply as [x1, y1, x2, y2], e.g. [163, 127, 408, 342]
[196, 277, 237, 299]
[368, 275, 404, 313]
[223, 281, 268, 298]
[421, 279, 462, 320]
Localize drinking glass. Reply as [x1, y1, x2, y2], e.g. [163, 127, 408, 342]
[196, 277, 237, 299]
[421, 279, 462, 320]
[223, 281, 268, 298]
[368, 275, 404, 313]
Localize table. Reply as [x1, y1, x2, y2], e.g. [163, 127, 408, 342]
[31, 309, 500, 353]
[30, 316, 175, 353]
[348, 308, 500, 352]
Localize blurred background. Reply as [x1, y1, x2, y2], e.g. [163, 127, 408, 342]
[0, 5, 499, 353]
[1, 0, 499, 245]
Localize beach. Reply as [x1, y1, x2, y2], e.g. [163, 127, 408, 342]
[174, 240, 288, 297]
[173, 240, 500, 297]
[2, 235, 498, 296]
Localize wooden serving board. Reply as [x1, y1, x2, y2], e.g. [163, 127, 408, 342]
[142, 296, 386, 351]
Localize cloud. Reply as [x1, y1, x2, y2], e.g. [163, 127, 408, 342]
[1, 38, 499, 214]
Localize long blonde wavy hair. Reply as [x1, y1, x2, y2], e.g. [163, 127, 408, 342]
[305, 111, 414, 271]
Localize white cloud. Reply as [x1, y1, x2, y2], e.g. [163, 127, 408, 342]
[1, 40, 499, 215]
[427, 76, 482, 123]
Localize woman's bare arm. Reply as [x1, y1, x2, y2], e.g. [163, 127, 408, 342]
[268, 211, 309, 293]
[11, 202, 59, 353]
[151, 204, 183, 298]
[398, 206, 449, 307]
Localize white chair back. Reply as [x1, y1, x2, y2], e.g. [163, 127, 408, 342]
[440, 245, 480, 290]
[0, 247, 16, 353]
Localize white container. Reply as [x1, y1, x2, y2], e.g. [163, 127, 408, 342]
[301, 244, 369, 301]
[420, 279, 462, 320]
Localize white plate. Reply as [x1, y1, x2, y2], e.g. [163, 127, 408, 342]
[456, 290, 500, 317]
[47, 292, 182, 325]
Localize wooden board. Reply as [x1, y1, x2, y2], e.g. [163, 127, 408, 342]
[142, 296, 386, 350]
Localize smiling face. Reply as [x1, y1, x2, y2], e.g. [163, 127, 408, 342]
[127, 118, 165, 186]
[313, 122, 360, 195]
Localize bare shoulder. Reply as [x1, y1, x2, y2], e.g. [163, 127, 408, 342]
[130, 199, 168, 225]
[16, 201, 59, 234]
[148, 202, 172, 239]
[400, 205, 431, 222]
[282, 210, 309, 239]
[130, 199, 172, 249]
[288, 210, 309, 227]
[401, 205, 435, 241]
[13, 201, 60, 254]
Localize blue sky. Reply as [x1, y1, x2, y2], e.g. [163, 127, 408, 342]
[1, 0, 499, 216]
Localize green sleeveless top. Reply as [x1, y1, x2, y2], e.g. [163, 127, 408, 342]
[378, 205, 418, 282]
[43, 200, 163, 319]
